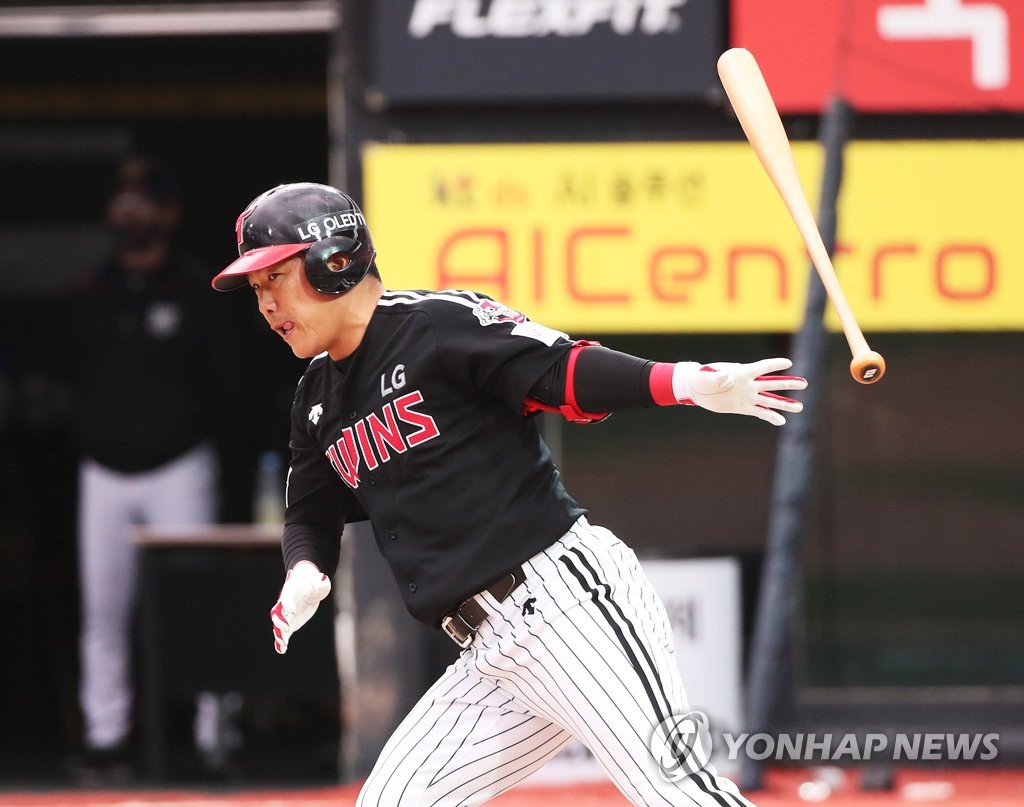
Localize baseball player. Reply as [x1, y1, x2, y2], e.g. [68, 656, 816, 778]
[212, 182, 806, 806]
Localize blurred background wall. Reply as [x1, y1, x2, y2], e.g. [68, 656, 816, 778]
[0, 0, 335, 782]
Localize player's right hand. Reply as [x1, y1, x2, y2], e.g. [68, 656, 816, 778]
[672, 357, 807, 426]
[270, 561, 331, 654]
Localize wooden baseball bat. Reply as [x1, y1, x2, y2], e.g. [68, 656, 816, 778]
[717, 47, 885, 385]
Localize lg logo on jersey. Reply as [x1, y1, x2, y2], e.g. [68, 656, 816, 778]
[380, 364, 407, 396]
[325, 390, 441, 489]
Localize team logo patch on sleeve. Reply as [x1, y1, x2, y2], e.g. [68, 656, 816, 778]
[471, 300, 568, 346]
[472, 299, 527, 327]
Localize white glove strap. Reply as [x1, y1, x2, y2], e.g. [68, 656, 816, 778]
[670, 361, 707, 404]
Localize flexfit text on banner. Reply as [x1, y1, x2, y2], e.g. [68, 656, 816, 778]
[364, 0, 725, 105]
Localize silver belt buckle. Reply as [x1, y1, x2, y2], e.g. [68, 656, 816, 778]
[441, 614, 473, 649]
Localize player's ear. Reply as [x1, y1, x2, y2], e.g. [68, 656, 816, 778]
[325, 253, 351, 272]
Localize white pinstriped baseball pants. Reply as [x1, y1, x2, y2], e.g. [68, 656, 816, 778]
[356, 517, 756, 807]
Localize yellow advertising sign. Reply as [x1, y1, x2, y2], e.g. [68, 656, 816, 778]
[363, 141, 1024, 332]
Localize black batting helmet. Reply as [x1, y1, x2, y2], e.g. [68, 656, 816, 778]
[212, 182, 376, 295]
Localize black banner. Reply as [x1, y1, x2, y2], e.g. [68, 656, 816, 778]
[364, 0, 725, 105]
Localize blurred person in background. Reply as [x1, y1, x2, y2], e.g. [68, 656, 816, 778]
[67, 156, 246, 783]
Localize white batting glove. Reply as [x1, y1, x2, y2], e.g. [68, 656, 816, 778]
[673, 357, 807, 426]
[270, 561, 331, 655]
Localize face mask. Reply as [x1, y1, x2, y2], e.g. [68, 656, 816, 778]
[112, 223, 167, 251]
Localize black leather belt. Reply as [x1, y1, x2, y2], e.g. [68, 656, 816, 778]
[441, 565, 525, 648]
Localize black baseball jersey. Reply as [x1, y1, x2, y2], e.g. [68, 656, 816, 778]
[285, 289, 586, 626]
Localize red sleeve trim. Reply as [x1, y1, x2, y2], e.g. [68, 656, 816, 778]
[649, 362, 677, 406]
[649, 362, 696, 407]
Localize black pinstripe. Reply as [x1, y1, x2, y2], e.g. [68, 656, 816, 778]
[564, 545, 691, 765]
[357, 660, 568, 806]
[537, 561, 684, 806]
[370, 673, 475, 788]
[562, 550, 668, 710]
[393, 679, 494, 804]
[557, 554, 691, 806]
[559, 543, 753, 807]
[431, 726, 568, 805]
[475, 565, 651, 804]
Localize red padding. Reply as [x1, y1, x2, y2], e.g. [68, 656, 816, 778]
[522, 341, 610, 424]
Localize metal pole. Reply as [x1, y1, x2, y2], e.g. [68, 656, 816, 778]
[326, 0, 348, 191]
[740, 97, 852, 791]
[330, 0, 371, 199]
[326, 0, 355, 782]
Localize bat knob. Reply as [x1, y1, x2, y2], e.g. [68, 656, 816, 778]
[850, 351, 885, 384]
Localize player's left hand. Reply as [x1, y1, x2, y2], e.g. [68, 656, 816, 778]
[270, 561, 332, 654]
[672, 357, 807, 426]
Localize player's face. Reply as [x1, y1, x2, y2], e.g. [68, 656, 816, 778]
[249, 257, 349, 359]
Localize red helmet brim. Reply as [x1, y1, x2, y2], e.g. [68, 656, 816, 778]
[211, 243, 310, 291]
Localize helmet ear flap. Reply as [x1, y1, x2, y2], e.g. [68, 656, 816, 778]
[304, 236, 372, 295]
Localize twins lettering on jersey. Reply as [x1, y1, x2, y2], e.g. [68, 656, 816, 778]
[324, 367, 440, 489]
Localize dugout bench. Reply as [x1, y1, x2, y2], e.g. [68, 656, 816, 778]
[134, 524, 340, 782]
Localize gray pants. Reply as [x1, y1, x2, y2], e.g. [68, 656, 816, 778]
[77, 443, 216, 749]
